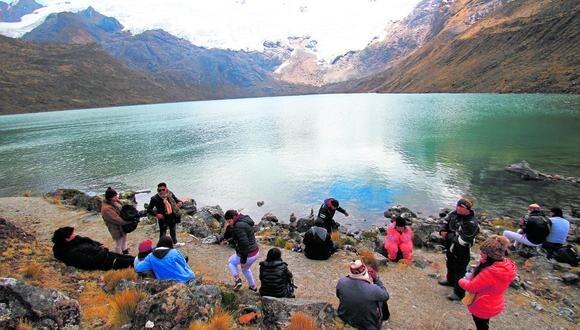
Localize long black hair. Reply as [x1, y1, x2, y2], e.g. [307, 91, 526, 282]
[266, 247, 282, 262]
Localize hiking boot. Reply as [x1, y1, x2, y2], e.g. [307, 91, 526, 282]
[438, 279, 453, 287]
[447, 292, 462, 301]
[249, 285, 258, 292]
[233, 278, 242, 291]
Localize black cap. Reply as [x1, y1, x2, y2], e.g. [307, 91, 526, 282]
[105, 187, 117, 200]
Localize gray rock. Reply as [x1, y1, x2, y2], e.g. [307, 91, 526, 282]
[262, 212, 279, 223]
[0, 278, 80, 329]
[414, 259, 428, 269]
[530, 301, 544, 311]
[257, 201, 265, 207]
[181, 200, 197, 215]
[383, 205, 417, 219]
[80, 211, 100, 223]
[557, 307, 575, 322]
[525, 256, 554, 273]
[182, 206, 224, 238]
[289, 213, 297, 223]
[132, 283, 221, 329]
[505, 160, 545, 180]
[261, 297, 335, 329]
[296, 217, 315, 233]
[554, 262, 573, 272]
[561, 273, 579, 285]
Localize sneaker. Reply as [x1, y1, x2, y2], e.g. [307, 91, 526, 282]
[249, 285, 257, 292]
[174, 242, 186, 247]
[233, 278, 242, 291]
[447, 292, 462, 301]
[438, 279, 453, 287]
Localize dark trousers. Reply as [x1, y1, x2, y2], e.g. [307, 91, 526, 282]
[446, 249, 470, 297]
[104, 252, 134, 270]
[472, 314, 489, 330]
[159, 216, 178, 243]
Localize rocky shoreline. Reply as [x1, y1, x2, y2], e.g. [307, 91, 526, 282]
[0, 191, 578, 329]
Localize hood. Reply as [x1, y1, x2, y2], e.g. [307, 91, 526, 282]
[236, 214, 255, 227]
[152, 247, 171, 259]
[488, 258, 517, 282]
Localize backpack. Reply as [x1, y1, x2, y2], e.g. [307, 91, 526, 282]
[552, 245, 579, 267]
[120, 204, 140, 233]
[524, 215, 551, 245]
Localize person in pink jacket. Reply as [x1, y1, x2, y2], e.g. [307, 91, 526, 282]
[459, 235, 517, 330]
[383, 216, 414, 261]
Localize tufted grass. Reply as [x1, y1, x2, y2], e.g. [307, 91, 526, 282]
[102, 268, 138, 291]
[110, 289, 145, 328]
[20, 261, 43, 281]
[188, 306, 234, 330]
[287, 312, 317, 330]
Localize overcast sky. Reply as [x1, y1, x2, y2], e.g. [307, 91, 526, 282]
[1, 0, 421, 59]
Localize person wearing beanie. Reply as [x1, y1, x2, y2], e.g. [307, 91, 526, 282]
[134, 239, 155, 277]
[383, 216, 414, 261]
[543, 207, 570, 256]
[259, 247, 296, 298]
[336, 260, 390, 330]
[147, 183, 185, 246]
[101, 187, 131, 254]
[303, 219, 337, 260]
[224, 209, 260, 291]
[459, 235, 517, 330]
[503, 203, 551, 249]
[317, 198, 349, 234]
[438, 197, 480, 301]
[135, 236, 195, 282]
[52, 226, 134, 270]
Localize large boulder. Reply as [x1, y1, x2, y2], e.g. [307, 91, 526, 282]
[0, 278, 80, 329]
[261, 296, 335, 329]
[505, 160, 545, 180]
[180, 199, 197, 215]
[296, 217, 315, 233]
[383, 205, 417, 219]
[411, 222, 440, 249]
[262, 213, 279, 223]
[132, 283, 221, 329]
[181, 205, 224, 238]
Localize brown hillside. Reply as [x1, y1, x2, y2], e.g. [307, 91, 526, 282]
[0, 35, 189, 114]
[349, 0, 579, 94]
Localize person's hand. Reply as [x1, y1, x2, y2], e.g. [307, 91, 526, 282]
[176, 201, 183, 208]
[440, 231, 448, 239]
[344, 211, 349, 217]
[155, 214, 164, 220]
[100, 244, 108, 250]
[368, 267, 378, 280]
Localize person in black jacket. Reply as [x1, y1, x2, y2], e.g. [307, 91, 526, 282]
[52, 226, 134, 270]
[303, 220, 337, 260]
[147, 182, 184, 246]
[317, 198, 349, 233]
[259, 248, 296, 298]
[438, 197, 480, 301]
[224, 209, 260, 291]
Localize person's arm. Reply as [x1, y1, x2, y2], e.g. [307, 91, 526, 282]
[171, 192, 183, 206]
[369, 277, 389, 302]
[146, 197, 157, 215]
[337, 207, 349, 216]
[102, 207, 129, 225]
[458, 268, 493, 293]
[135, 255, 153, 273]
[457, 219, 479, 246]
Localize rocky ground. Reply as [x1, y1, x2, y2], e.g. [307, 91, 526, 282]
[0, 196, 578, 329]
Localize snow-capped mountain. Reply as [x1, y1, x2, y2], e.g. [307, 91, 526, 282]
[0, 0, 43, 22]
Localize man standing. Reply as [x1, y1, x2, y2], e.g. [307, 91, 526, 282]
[438, 197, 479, 301]
[147, 182, 185, 246]
[317, 198, 349, 233]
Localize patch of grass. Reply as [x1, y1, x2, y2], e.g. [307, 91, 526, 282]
[20, 261, 43, 281]
[21, 191, 33, 197]
[342, 236, 357, 246]
[490, 218, 517, 230]
[80, 282, 112, 326]
[284, 241, 295, 250]
[187, 307, 234, 330]
[50, 197, 63, 205]
[110, 289, 145, 328]
[17, 318, 34, 330]
[274, 237, 287, 248]
[102, 268, 138, 291]
[60, 189, 83, 200]
[330, 231, 343, 249]
[188, 322, 206, 330]
[287, 312, 317, 330]
[219, 287, 238, 314]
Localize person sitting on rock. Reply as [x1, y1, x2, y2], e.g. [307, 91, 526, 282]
[101, 187, 131, 255]
[134, 239, 156, 278]
[503, 203, 551, 249]
[52, 226, 134, 270]
[383, 216, 414, 261]
[224, 209, 260, 291]
[459, 235, 517, 330]
[317, 198, 349, 233]
[135, 236, 194, 283]
[542, 207, 570, 256]
[147, 182, 185, 246]
[259, 247, 296, 298]
[303, 220, 337, 260]
[438, 197, 480, 301]
[336, 260, 390, 330]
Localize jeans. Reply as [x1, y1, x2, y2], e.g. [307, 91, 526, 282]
[228, 251, 259, 287]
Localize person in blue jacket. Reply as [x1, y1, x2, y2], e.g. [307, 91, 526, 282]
[135, 236, 194, 282]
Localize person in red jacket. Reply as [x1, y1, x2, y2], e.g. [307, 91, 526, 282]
[383, 216, 414, 261]
[459, 235, 517, 330]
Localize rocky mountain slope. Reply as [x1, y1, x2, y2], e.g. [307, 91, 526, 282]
[0, 0, 43, 22]
[23, 7, 312, 101]
[334, 0, 579, 93]
[0, 35, 182, 114]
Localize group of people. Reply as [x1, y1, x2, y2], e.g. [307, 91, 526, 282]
[51, 186, 573, 330]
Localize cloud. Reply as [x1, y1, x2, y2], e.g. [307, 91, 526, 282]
[4, 0, 421, 60]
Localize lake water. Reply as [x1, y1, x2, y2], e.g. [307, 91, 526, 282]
[0, 94, 579, 227]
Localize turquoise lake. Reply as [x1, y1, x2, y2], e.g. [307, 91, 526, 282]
[0, 94, 579, 227]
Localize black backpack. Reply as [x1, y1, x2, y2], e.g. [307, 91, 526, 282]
[552, 245, 579, 267]
[120, 204, 140, 233]
[524, 215, 552, 245]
